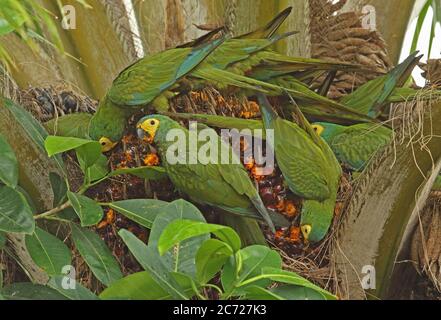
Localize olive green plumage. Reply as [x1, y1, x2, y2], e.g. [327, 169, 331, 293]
[182, 8, 375, 125]
[313, 122, 392, 171]
[88, 37, 225, 143]
[257, 95, 342, 243]
[136, 114, 280, 242]
[340, 52, 421, 118]
[90, 8, 374, 147]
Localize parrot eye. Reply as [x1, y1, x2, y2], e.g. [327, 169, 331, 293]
[301, 224, 312, 241]
[149, 120, 156, 126]
[99, 137, 117, 152]
[312, 125, 324, 136]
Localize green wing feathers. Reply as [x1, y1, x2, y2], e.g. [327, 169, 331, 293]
[108, 37, 225, 106]
[238, 7, 292, 39]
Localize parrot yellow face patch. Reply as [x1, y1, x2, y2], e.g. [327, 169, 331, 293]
[300, 224, 312, 242]
[312, 124, 324, 136]
[99, 137, 118, 152]
[138, 118, 160, 142]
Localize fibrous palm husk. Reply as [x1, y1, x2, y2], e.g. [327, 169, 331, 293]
[420, 59, 441, 89]
[409, 61, 441, 291]
[309, 0, 391, 99]
[411, 195, 441, 292]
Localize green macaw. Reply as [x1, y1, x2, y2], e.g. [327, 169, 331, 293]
[89, 8, 375, 153]
[311, 122, 392, 171]
[184, 7, 366, 83]
[135, 114, 291, 245]
[257, 94, 342, 243]
[179, 8, 378, 126]
[340, 51, 422, 118]
[88, 36, 226, 151]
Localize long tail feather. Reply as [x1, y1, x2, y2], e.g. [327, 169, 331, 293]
[239, 7, 293, 39]
[193, 67, 377, 124]
[369, 51, 422, 117]
[257, 93, 277, 128]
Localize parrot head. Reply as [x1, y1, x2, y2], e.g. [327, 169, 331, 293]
[99, 137, 118, 153]
[312, 122, 344, 142]
[136, 114, 175, 143]
[300, 199, 334, 243]
[300, 224, 312, 242]
[89, 95, 128, 152]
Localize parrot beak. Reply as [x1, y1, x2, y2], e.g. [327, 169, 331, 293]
[99, 137, 118, 153]
[137, 127, 146, 140]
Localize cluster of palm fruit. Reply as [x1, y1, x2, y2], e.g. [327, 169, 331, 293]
[49, 7, 441, 251]
[21, 85, 96, 122]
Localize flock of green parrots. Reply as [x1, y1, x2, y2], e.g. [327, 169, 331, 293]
[73, 7, 437, 245]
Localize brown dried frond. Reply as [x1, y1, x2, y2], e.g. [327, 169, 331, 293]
[309, 0, 391, 99]
[420, 59, 441, 88]
[411, 195, 441, 292]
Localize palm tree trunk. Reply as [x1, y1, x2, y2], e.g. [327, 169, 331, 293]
[332, 101, 441, 299]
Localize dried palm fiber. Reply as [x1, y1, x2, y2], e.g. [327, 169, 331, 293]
[309, 0, 391, 99]
[411, 195, 441, 292]
[408, 61, 441, 291]
[420, 59, 441, 88]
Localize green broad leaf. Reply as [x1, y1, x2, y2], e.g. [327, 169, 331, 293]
[148, 199, 206, 248]
[196, 239, 233, 284]
[25, 227, 72, 276]
[118, 229, 188, 300]
[241, 285, 286, 300]
[221, 245, 281, 295]
[0, 231, 6, 249]
[158, 220, 241, 256]
[271, 285, 327, 300]
[47, 276, 99, 300]
[254, 267, 336, 300]
[148, 200, 208, 277]
[86, 154, 109, 182]
[44, 113, 92, 139]
[58, 207, 80, 222]
[108, 166, 167, 180]
[241, 284, 326, 300]
[100, 272, 164, 300]
[67, 191, 103, 226]
[44, 136, 100, 157]
[71, 224, 122, 287]
[0, 134, 18, 187]
[2, 98, 65, 174]
[100, 271, 193, 300]
[108, 199, 168, 229]
[76, 141, 102, 172]
[49, 172, 68, 207]
[1, 283, 68, 300]
[0, 185, 34, 233]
